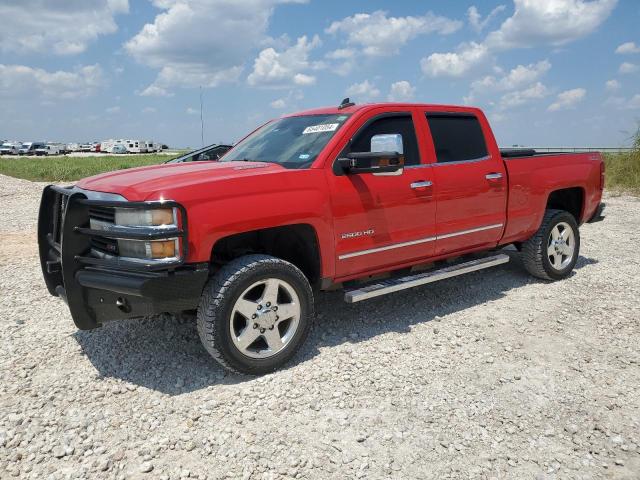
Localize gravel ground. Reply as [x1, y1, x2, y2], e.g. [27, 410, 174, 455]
[1, 173, 639, 480]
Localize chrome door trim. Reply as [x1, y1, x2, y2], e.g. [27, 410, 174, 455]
[435, 223, 503, 240]
[338, 223, 503, 260]
[338, 235, 436, 260]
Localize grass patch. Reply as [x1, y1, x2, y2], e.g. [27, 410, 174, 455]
[604, 127, 640, 195]
[604, 152, 640, 195]
[0, 154, 173, 182]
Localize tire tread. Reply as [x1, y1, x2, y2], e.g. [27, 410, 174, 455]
[196, 254, 313, 375]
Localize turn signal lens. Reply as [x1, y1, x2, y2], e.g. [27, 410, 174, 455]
[150, 240, 177, 258]
[151, 208, 175, 226]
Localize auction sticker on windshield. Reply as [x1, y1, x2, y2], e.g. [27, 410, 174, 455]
[302, 123, 339, 134]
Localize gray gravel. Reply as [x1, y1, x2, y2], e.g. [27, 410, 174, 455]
[1, 173, 639, 479]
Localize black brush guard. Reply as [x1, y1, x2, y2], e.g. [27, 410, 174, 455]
[38, 185, 208, 330]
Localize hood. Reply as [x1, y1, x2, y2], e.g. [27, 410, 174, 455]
[76, 160, 284, 201]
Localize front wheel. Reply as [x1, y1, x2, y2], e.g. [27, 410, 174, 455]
[197, 255, 313, 375]
[521, 209, 580, 280]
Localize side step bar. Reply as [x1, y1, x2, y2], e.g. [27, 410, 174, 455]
[344, 253, 510, 303]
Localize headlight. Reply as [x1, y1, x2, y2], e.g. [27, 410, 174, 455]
[114, 207, 177, 227]
[90, 206, 183, 262]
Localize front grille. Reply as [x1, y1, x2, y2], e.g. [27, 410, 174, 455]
[88, 206, 115, 223]
[89, 206, 117, 256]
[90, 236, 119, 256]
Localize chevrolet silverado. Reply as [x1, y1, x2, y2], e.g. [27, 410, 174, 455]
[38, 100, 605, 374]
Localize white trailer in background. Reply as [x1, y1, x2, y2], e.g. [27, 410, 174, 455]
[124, 139, 148, 153]
[66, 143, 80, 152]
[145, 141, 163, 153]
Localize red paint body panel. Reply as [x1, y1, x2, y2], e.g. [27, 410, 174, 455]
[75, 103, 604, 284]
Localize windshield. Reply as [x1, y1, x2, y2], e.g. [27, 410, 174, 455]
[221, 114, 350, 169]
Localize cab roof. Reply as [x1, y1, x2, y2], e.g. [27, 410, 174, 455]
[285, 102, 484, 117]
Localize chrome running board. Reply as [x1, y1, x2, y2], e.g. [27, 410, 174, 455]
[344, 254, 510, 303]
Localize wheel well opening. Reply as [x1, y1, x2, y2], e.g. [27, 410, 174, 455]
[211, 224, 321, 285]
[546, 187, 584, 222]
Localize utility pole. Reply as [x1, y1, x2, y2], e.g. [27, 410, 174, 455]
[199, 86, 204, 148]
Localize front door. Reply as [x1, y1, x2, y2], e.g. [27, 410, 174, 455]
[326, 110, 437, 279]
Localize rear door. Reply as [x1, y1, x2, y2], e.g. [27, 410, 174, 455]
[326, 108, 436, 278]
[423, 111, 507, 256]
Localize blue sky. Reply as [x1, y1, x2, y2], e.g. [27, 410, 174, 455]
[1, 0, 639, 148]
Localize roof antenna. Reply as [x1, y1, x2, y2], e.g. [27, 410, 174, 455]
[338, 97, 355, 109]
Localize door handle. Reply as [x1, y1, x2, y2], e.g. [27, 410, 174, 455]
[410, 180, 433, 190]
[485, 173, 503, 180]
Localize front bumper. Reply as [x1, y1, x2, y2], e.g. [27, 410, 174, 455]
[38, 185, 209, 330]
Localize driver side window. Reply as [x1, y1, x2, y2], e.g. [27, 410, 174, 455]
[350, 115, 420, 166]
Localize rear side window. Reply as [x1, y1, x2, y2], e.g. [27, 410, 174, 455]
[350, 114, 420, 165]
[426, 114, 488, 163]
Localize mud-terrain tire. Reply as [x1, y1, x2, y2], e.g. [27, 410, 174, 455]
[197, 254, 313, 375]
[521, 209, 580, 281]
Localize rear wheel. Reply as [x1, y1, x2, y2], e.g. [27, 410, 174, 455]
[521, 209, 580, 280]
[197, 254, 313, 375]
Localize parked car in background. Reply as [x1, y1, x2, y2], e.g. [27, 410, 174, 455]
[18, 142, 45, 155]
[35, 144, 65, 156]
[79, 143, 94, 152]
[66, 143, 80, 153]
[0, 142, 21, 155]
[165, 143, 232, 164]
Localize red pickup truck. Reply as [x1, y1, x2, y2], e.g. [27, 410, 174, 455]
[38, 100, 605, 374]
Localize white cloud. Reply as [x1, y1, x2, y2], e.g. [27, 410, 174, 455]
[326, 10, 461, 57]
[0, 64, 105, 100]
[106, 106, 121, 114]
[486, 60, 551, 91]
[346, 80, 380, 101]
[548, 88, 586, 111]
[269, 89, 304, 109]
[605, 79, 620, 91]
[142, 107, 157, 114]
[467, 5, 506, 33]
[421, 42, 489, 78]
[606, 93, 640, 110]
[0, 0, 128, 55]
[619, 62, 639, 74]
[388, 81, 416, 102]
[615, 42, 640, 54]
[126, 0, 306, 94]
[139, 85, 174, 97]
[247, 35, 321, 87]
[485, 0, 618, 50]
[186, 107, 199, 115]
[467, 60, 551, 107]
[324, 48, 357, 76]
[500, 82, 549, 108]
[270, 98, 287, 109]
[424, 0, 616, 79]
[325, 48, 355, 60]
[627, 94, 640, 109]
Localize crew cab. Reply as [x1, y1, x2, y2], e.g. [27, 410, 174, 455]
[38, 101, 605, 374]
